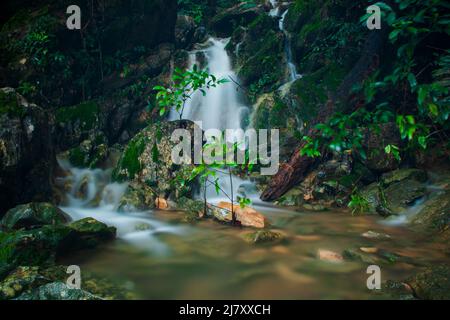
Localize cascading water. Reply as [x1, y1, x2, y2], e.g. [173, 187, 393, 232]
[170, 38, 248, 131]
[279, 9, 301, 82]
[56, 158, 187, 255]
[169, 38, 257, 204]
[269, 2, 301, 82]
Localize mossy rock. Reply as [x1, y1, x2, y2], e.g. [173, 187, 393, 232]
[1, 203, 70, 231]
[381, 169, 428, 186]
[0, 218, 116, 267]
[384, 179, 427, 214]
[0, 266, 47, 300]
[234, 14, 284, 99]
[55, 101, 99, 131]
[176, 197, 205, 222]
[67, 134, 109, 169]
[406, 265, 450, 300]
[15, 282, 102, 300]
[0, 89, 25, 118]
[411, 190, 450, 237]
[242, 230, 284, 244]
[117, 182, 157, 212]
[68, 218, 116, 249]
[0, 225, 75, 267]
[112, 120, 199, 200]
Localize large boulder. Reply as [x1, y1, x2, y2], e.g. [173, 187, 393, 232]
[0, 88, 55, 216]
[112, 120, 199, 200]
[360, 168, 428, 215]
[0, 218, 116, 267]
[117, 182, 157, 212]
[68, 218, 116, 249]
[1, 203, 70, 231]
[405, 265, 450, 300]
[411, 189, 450, 252]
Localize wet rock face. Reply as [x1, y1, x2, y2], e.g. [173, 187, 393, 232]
[117, 182, 157, 213]
[175, 15, 197, 49]
[411, 189, 450, 251]
[0, 264, 134, 300]
[406, 265, 450, 300]
[0, 216, 115, 268]
[232, 14, 285, 98]
[112, 120, 199, 200]
[361, 123, 402, 173]
[0, 88, 55, 216]
[1, 203, 70, 231]
[210, 2, 264, 37]
[360, 168, 428, 215]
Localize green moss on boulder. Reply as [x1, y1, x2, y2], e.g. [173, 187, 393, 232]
[0, 89, 25, 118]
[56, 101, 99, 131]
[1, 203, 70, 231]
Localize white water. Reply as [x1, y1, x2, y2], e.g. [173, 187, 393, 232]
[169, 37, 257, 204]
[268, 1, 301, 82]
[269, 0, 280, 17]
[279, 9, 302, 82]
[56, 159, 187, 255]
[169, 38, 248, 132]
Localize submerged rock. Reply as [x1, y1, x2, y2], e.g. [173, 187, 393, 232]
[1, 203, 70, 231]
[317, 249, 344, 263]
[361, 230, 391, 239]
[242, 230, 284, 244]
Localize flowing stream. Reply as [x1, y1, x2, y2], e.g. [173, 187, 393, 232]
[55, 28, 449, 300]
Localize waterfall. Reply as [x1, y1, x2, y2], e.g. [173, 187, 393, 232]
[169, 37, 256, 204]
[269, 2, 301, 82]
[56, 158, 186, 255]
[279, 10, 302, 82]
[170, 38, 248, 131]
[269, 0, 280, 17]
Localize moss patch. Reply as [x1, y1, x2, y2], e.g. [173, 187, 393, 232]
[112, 132, 147, 182]
[55, 101, 99, 130]
[0, 90, 25, 117]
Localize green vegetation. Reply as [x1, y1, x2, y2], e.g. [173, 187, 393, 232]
[112, 133, 147, 182]
[55, 101, 99, 130]
[300, 0, 449, 162]
[0, 90, 24, 117]
[153, 65, 228, 119]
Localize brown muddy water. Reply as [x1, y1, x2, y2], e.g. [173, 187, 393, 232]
[60, 203, 448, 300]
